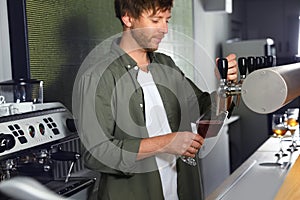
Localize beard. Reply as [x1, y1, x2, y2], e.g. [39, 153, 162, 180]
[130, 28, 163, 52]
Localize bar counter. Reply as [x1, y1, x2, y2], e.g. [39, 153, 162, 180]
[206, 136, 299, 200]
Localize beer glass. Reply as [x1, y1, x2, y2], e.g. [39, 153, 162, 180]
[272, 114, 288, 158]
[180, 111, 227, 166]
[286, 108, 299, 150]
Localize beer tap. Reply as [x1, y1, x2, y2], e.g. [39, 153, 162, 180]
[247, 56, 256, 73]
[266, 55, 276, 67]
[217, 58, 246, 98]
[236, 57, 247, 106]
[216, 58, 232, 115]
[238, 57, 247, 82]
[255, 56, 263, 70]
[217, 58, 229, 99]
[216, 57, 248, 113]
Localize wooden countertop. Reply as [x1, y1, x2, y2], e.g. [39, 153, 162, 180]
[275, 154, 300, 200]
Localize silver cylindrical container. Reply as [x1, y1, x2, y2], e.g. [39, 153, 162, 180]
[241, 63, 300, 114]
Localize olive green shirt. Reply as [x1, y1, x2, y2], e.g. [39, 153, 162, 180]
[76, 38, 214, 200]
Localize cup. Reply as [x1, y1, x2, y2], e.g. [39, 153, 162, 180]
[0, 103, 11, 117]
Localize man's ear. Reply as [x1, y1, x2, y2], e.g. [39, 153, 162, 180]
[121, 12, 133, 28]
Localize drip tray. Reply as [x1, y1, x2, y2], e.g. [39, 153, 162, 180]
[45, 177, 96, 198]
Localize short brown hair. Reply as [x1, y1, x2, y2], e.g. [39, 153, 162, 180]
[114, 0, 173, 24]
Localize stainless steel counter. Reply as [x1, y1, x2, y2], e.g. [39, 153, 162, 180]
[206, 136, 299, 200]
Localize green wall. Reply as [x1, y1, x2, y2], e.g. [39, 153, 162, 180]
[26, 0, 193, 110]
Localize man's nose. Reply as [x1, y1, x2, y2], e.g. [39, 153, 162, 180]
[159, 22, 168, 34]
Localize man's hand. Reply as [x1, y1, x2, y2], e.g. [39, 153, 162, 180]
[226, 54, 238, 82]
[137, 132, 204, 160]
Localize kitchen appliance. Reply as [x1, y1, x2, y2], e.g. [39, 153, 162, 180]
[0, 102, 96, 200]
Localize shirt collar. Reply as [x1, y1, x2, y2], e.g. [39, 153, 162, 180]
[110, 37, 157, 70]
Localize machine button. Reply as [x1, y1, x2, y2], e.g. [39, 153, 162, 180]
[18, 136, 27, 144]
[52, 123, 57, 128]
[14, 124, 20, 129]
[43, 118, 48, 123]
[47, 124, 52, 129]
[48, 117, 53, 122]
[52, 128, 60, 135]
[12, 131, 19, 137]
[8, 125, 14, 131]
[18, 130, 25, 136]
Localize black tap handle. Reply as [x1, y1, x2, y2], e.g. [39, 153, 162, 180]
[247, 56, 256, 73]
[238, 57, 247, 77]
[261, 56, 267, 68]
[217, 58, 228, 80]
[255, 57, 263, 69]
[266, 55, 275, 67]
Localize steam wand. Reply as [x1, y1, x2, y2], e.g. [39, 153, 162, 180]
[50, 148, 81, 183]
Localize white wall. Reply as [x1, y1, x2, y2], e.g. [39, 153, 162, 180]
[193, 1, 233, 197]
[193, 0, 231, 92]
[0, 0, 12, 82]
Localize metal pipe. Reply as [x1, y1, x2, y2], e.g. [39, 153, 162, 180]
[241, 63, 300, 114]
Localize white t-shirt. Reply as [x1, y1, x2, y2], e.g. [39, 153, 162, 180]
[137, 69, 179, 200]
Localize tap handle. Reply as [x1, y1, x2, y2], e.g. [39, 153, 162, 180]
[255, 56, 264, 69]
[238, 57, 247, 78]
[261, 56, 267, 68]
[266, 55, 275, 67]
[247, 56, 256, 73]
[217, 58, 228, 80]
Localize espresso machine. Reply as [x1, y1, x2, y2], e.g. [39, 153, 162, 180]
[0, 80, 96, 199]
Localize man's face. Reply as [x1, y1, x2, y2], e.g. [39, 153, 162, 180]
[130, 9, 171, 52]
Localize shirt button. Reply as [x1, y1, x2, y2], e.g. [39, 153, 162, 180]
[139, 104, 143, 108]
[134, 66, 139, 70]
[127, 65, 131, 69]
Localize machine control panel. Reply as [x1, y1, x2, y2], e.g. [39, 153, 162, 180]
[0, 102, 76, 157]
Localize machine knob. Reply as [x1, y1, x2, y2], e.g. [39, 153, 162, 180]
[66, 118, 77, 132]
[217, 58, 228, 80]
[0, 134, 16, 153]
